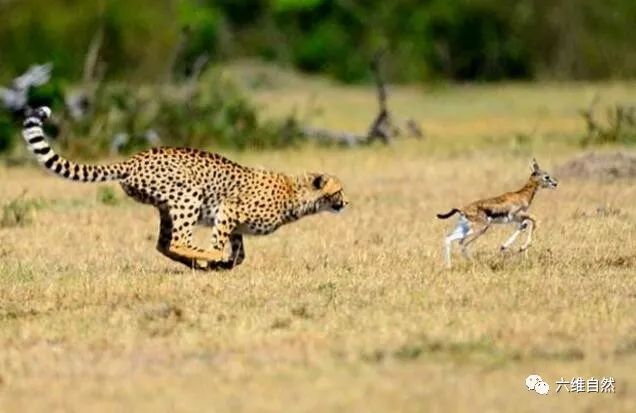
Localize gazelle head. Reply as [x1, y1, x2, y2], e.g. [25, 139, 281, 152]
[530, 158, 558, 189]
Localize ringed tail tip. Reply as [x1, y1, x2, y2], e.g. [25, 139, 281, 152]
[23, 106, 51, 127]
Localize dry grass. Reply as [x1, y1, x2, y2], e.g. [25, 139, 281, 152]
[1, 80, 635, 412]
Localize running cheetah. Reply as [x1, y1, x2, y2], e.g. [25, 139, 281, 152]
[22, 107, 348, 270]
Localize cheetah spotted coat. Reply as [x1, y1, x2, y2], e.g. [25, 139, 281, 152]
[22, 107, 347, 270]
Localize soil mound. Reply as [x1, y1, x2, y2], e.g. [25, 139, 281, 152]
[556, 152, 636, 180]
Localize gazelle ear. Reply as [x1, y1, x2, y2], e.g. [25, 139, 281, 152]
[530, 158, 540, 172]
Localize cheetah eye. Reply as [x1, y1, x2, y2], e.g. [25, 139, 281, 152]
[543, 175, 550, 181]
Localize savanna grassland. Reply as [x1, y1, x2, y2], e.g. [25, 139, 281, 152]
[1, 75, 635, 412]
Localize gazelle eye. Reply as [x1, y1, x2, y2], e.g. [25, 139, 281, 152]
[544, 175, 550, 180]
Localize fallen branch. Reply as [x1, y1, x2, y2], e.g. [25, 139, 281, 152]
[293, 50, 423, 146]
[299, 126, 367, 146]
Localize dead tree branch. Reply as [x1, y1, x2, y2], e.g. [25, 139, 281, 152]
[65, 25, 105, 121]
[166, 26, 191, 82]
[367, 50, 395, 144]
[292, 50, 424, 145]
[83, 25, 104, 85]
[299, 126, 367, 146]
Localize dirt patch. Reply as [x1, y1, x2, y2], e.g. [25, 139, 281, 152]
[556, 151, 636, 180]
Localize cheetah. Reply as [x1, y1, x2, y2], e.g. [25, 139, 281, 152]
[437, 159, 558, 268]
[22, 107, 348, 270]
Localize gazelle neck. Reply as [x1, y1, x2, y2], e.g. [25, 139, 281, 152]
[516, 178, 540, 206]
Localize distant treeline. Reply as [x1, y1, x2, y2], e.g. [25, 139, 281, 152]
[1, 0, 635, 83]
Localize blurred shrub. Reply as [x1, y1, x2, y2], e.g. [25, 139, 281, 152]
[0, 66, 297, 157]
[97, 187, 120, 206]
[1, 0, 635, 84]
[580, 103, 636, 146]
[1, 193, 45, 228]
[0, 113, 15, 153]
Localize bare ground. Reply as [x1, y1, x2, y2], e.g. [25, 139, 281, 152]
[1, 80, 635, 412]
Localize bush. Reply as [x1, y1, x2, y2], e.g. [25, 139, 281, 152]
[580, 103, 636, 146]
[0, 113, 15, 153]
[2, 0, 635, 84]
[1, 193, 45, 228]
[0, 66, 298, 157]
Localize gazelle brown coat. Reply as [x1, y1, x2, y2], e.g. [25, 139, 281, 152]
[437, 159, 558, 268]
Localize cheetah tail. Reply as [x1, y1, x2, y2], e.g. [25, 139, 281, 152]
[22, 107, 129, 182]
[436, 208, 461, 219]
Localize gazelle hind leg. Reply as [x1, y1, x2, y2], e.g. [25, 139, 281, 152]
[459, 221, 489, 261]
[444, 218, 471, 268]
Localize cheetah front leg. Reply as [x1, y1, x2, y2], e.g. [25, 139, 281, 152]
[208, 234, 245, 270]
[156, 205, 223, 270]
[204, 203, 242, 270]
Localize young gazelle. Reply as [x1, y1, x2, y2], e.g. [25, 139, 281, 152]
[437, 159, 558, 268]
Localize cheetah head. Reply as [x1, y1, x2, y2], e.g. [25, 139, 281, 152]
[299, 173, 348, 214]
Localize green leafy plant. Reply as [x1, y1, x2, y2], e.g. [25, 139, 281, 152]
[1, 192, 45, 228]
[97, 187, 120, 206]
[580, 101, 636, 146]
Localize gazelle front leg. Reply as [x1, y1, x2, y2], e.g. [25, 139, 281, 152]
[500, 225, 523, 252]
[518, 213, 537, 252]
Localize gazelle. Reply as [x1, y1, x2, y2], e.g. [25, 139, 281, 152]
[437, 159, 558, 268]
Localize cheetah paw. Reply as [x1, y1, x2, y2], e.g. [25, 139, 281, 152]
[206, 260, 235, 271]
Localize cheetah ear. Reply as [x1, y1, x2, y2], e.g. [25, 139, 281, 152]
[312, 174, 326, 190]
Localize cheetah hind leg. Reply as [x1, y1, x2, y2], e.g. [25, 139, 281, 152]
[156, 205, 223, 270]
[163, 244, 224, 270]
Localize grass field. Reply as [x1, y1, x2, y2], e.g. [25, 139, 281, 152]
[1, 77, 635, 412]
